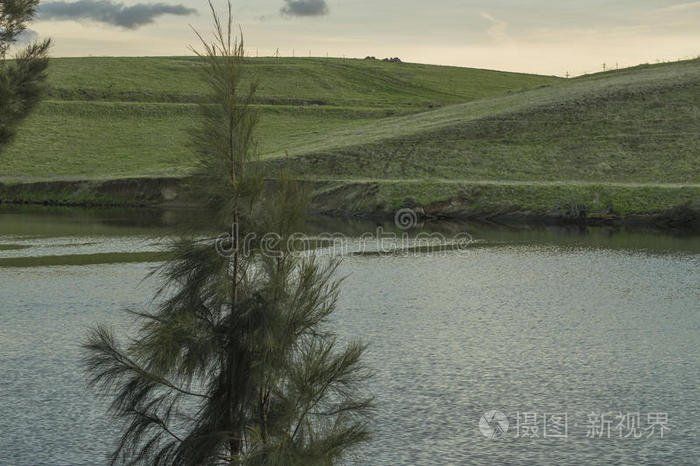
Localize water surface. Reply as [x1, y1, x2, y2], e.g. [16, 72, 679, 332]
[1, 207, 699, 465]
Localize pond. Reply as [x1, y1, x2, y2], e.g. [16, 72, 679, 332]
[1, 206, 699, 465]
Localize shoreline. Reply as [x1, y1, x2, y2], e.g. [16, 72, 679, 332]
[1, 177, 699, 230]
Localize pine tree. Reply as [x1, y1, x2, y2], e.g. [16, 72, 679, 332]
[83, 3, 373, 464]
[0, 0, 50, 152]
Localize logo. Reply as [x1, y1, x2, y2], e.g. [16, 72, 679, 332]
[480, 410, 509, 439]
[394, 208, 419, 230]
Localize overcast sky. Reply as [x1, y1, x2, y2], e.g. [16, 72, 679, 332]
[31, 0, 700, 76]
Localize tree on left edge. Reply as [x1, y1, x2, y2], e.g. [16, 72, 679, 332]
[0, 0, 50, 154]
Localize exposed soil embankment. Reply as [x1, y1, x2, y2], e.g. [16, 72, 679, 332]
[0, 178, 183, 207]
[310, 181, 700, 230]
[1, 177, 699, 230]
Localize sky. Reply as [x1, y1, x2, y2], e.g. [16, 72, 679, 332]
[27, 0, 700, 76]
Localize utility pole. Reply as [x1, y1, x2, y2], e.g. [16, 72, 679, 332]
[602, 63, 606, 72]
[565, 71, 570, 79]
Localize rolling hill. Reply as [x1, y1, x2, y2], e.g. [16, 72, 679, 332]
[0, 56, 558, 180]
[277, 58, 700, 183]
[1, 56, 699, 224]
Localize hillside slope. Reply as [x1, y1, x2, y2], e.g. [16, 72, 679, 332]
[44, 56, 558, 107]
[1, 57, 699, 225]
[277, 59, 700, 184]
[0, 57, 558, 180]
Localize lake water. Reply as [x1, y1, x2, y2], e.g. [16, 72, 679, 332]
[1, 207, 699, 465]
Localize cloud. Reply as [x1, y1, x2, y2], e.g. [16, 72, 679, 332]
[281, 0, 328, 17]
[38, 0, 197, 29]
[480, 12, 509, 42]
[648, 1, 700, 14]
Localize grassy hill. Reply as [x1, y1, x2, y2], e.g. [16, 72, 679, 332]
[2, 56, 699, 224]
[44, 56, 557, 107]
[279, 59, 700, 183]
[0, 56, 558, 180]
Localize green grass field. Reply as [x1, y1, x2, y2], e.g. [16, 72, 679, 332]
[276, 59, 700, 184]
[0, 56, 559, 179]
[2, 56, 699, 221]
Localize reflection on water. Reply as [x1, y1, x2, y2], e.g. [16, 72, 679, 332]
[2, 206, 700, 265]
[1, 207, 699, 465]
